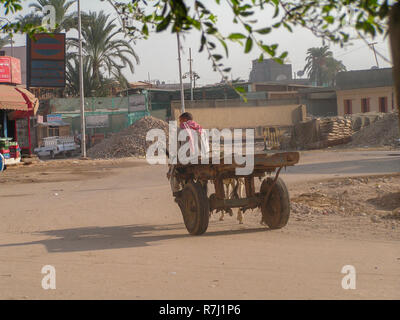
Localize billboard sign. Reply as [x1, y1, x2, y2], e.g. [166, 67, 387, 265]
[128, 94, 146, 112]
[86, 115, 109, 129]
[0, 56, 22, 85]
[27, 33, 66, 88]
[47, 114, 63, 124]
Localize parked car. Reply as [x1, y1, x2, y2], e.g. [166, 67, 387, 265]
[34, 136, 79, 159]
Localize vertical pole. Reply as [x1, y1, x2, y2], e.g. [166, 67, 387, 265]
[27, 116, 32, 155]
[78, 0, 87, 157]
[369, 42, 380, 68]
[189, 48, 193, 101]
[10, 34, 13, 57]
[3, 112, 7, 138]
[177, 32, 185, 113]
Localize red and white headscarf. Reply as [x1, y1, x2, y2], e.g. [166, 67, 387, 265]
[181, 120, 203, 153]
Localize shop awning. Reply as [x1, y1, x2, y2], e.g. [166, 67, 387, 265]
[0, 85, 39, 114]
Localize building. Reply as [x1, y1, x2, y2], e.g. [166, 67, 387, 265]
[336, 68, 397, 116]
[0, 85, 39, 154]
[298, 87, 338, 117]
[249, 59, 293, 83]
[0, 54, 39, 154]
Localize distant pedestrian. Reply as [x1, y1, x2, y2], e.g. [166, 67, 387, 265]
[0, 153, 5, 172]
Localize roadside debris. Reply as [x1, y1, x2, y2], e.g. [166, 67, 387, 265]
[88, 116, 169, 159]
[347, 113, 399, 147]
[290, 175, 400, 228]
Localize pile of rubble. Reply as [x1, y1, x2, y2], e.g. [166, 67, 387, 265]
[290, 202, 339, 216]
[347, 112, 399, 147]
[290, 175, 400, 226]
[88, 116, 169, 159]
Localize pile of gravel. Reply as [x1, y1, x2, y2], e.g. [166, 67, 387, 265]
[88, 116, 169, 159]
[348, 113, 399, 147]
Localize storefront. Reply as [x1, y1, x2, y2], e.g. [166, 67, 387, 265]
[0, 85, 39, 155]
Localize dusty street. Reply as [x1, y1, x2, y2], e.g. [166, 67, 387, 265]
[0, 150, 399, 300]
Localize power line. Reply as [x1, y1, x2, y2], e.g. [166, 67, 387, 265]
[369, 42, 380, 68]
[335, 44, 368, 58]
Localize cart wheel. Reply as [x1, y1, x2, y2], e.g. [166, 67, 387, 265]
[260, 178, 290, 229]
[179, 181, 210, 236]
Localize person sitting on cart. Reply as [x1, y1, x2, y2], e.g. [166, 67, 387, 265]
[179, 112, 202, 133]
[179, 112, 210, 159]
[168, 112, 209, 195]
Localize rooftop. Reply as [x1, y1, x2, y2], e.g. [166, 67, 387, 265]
[336, 68, 393, 90]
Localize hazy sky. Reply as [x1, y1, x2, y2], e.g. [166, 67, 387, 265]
[1, 0, 393, 86]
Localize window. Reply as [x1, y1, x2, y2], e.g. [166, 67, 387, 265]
[361, 98, 370, 113]
[49, 127, 60, 137]
[379, 97, 388, 113]
[344, 100, 352, 115]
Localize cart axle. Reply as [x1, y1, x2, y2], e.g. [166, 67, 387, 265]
[209, 194, 261, 211]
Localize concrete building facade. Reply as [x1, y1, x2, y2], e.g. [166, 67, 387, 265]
[336, 68, 397, 116]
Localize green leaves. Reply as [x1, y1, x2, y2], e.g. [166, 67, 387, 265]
[156, 13, 172, 32]
[2, 0, 22, 15]
[244, 37, 253, 53]
[255, 27, 272, 35]
[228, 33, 246, 40]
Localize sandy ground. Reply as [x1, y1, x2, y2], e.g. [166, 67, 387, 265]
[0, 150, 399, 300]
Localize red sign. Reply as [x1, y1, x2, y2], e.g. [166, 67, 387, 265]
[0, 56, 22, 85]
[30, 34, 65, 60]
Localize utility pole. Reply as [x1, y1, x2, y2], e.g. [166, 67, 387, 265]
[78, 0, 86, 158]
[369, 42, 380, 68]
[177, 32, 185, 113]
[188, 48, 194, 101]
[10, 34, 13, 57]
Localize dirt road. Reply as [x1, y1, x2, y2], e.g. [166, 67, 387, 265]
[0, 150, 399, 299]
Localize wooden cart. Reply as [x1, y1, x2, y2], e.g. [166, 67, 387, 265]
[171, 152, 300, 235]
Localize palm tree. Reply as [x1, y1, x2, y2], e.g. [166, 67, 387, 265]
[303, 46, 347, 87]
[66, 55, 129, 97]
[325, 57, 347, 86]
[14, 13, 43, 30]
[66, 55, 95, 97]
[68, 11, 139, 93]
[17, 0, 75, 32]
[303, 46, 333, 86]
